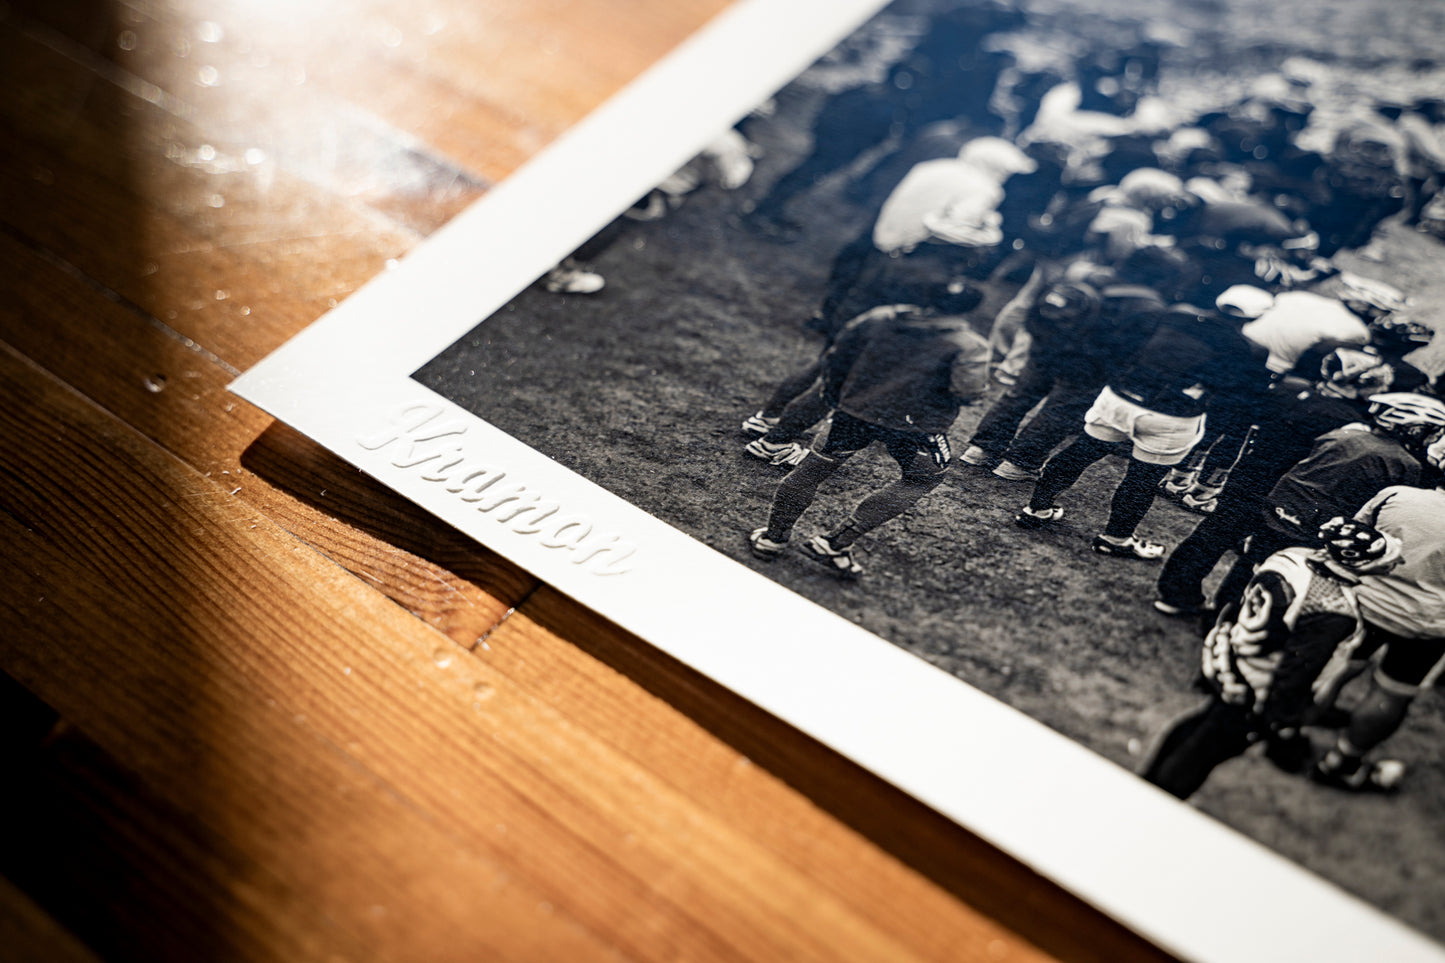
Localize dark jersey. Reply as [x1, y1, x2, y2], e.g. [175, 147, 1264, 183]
[822, 307, 989, 433]
[1092, 284, 1168, 364]
[1029, 282, 1166, 388]
[1165, 199, 1302, 245]
[1307, 160, 1406, 256]
[1108, 306, 1270, 418]
[1263, 427, 1422, 539]
[1250, 384, 1368, 478]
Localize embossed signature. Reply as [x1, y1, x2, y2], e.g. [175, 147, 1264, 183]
[357, 404, 636, 575]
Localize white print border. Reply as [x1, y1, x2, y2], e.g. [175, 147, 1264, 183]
[356, 403, 638, 575]
[231, 1, 1444, 960]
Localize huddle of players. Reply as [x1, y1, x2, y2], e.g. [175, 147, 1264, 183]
[736, 37, 1444, 794]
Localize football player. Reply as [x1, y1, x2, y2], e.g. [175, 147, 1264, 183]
[1015, 301, 1270, 560]
[744, 5, 1023, 239]
[1161, 278, 1396, 514]
[747, 295, 989, 578]
[962, 273, 1166, 482]
[814, 137, 1037, 336]
[1312, 468, 1445, 790]
[1142, 519, 1400, 800]
[1209, 392, 1441, 611]
[1154, 347, 1394, 618]
[742, 282, 985, 469]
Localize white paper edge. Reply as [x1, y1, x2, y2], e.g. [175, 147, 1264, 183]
[230, 1, 1445, 960]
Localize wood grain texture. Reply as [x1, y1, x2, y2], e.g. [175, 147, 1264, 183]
[0, 231, 535, 645]
[496, 591, 1174, 963]
[0, 0, 1178, 959]
[0, 872, 104, 963]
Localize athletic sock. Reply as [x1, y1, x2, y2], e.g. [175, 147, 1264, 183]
[1103, 459, 1169, 539]
[1029, 435, 1112, 511]
[765, 452, 839, 542]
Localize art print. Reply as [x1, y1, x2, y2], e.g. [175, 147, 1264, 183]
[235, 1, 1445, 958]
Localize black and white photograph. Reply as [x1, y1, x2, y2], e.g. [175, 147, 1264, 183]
[415, 0, 1445, 941]
[234, 0, 1445, 958]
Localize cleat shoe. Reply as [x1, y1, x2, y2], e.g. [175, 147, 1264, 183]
[744, 438, 808, 467]
[741, 411, 780, 437]
[623, 191, 670, 222]
[543, 262, 605, 294]
[993, 460, 1041, 482]
[1014, 505, 1064, 529]
[1159, 468, 1196, 500]
[801, 534, 863, 579]
[1092, 534, 1166, 560]
[748, 528, 788, 560]
[1310, 756, 1406, 793]
[960, 445, 997, 468]
[1181, 484, 1222, 514]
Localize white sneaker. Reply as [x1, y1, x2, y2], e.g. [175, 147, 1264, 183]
[741, 412, 779, 437]
[992, 460, 1040, 482]
[1092, 534, 1165, 560]
[1160, 468, 1196, 499]
[1311, 755, 1406, 792]
[1014, 505, 1064, 529]
[748, 528, 788, 560]
[544, 262, 605, 294]
[623, 191, 670, 222]
[744, 438, 808, 467]
[801, 534, 863, 578]
[961, 445, 995, 467]
[1181, 484, 1222, 514]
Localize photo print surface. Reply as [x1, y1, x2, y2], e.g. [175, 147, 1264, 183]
[236, 0, 1445, 959]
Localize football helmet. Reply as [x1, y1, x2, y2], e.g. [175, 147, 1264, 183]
[1215, 284, 1274, 320]
[1367, 392, 1445, 454]
[1318, 346, 1394, 399]
[1116, 167, 1191, 211]
[1317, 517, 1400, 573]
[1337, 271, 1409, 321]
[1035, 281, 1102, 326]
[957, 137, 1038, 180]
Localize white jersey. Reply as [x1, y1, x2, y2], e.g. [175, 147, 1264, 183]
[1353, 486, 1445, 639]
[1204, 547, 1363, 713]
[1240, 291, 1370, 375]
[872, 159, 1004, 254]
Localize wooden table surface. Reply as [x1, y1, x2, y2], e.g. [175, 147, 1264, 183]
[0, 1, 1180, 960]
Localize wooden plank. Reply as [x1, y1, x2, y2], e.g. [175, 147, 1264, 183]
[0, 344, 1010, 962]
[4, 0, 490, 233]
[503, 588, 1178, 963]
[0, 871, 104, 963]
[0, 0, 728, 372]
[0, 348, 619, 963]
[0, 2, 534, 644]
[0, 20, 428, 369]
[0, 724, 384, 963]
[0, 674, 105, 963]
[20, 0, 732, 185]
[0, 231, 535, 642]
